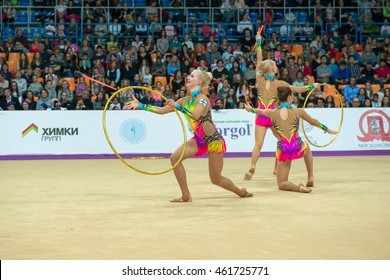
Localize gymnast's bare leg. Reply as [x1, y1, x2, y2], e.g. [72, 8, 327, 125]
[169, 139, 198, 202]
[276, 159, 312, 193]
[209, 152, 253, 198]
[303, 147, 314, 187]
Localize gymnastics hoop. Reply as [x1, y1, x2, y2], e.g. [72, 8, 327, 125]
[301, 84, 344, 148]
[102, 86, 187, 175]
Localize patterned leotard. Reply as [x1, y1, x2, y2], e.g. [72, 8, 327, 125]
[255, 76, 279, 127]
[183, 91, 226, 156]
[272, 104, 308, 162]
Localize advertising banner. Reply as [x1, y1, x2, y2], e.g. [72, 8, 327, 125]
[1, 108, 389, 157]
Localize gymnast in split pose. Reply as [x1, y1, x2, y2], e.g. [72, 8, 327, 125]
[126, 69, 253, 202]
[245, 86, 336, 193]
[245, 30, 320, 181]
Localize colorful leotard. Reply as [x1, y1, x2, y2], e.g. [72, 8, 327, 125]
[183, 91, 226, 156]
[272, 104, 308, 162]
[255, 99, 276, 127]
[255, 76, 279, 127]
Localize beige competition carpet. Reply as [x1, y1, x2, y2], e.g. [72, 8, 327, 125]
[0, 156, 389, 260]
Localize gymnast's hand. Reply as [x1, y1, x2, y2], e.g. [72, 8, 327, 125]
[167, 99, 177, 109]
[244, 104, 253, 112]
[125, 98, 140, 110]
[325, 128, 337, 135]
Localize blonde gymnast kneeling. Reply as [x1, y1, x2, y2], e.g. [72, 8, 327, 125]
[245, 86, 336, 193]
[126, 69, 253, 202]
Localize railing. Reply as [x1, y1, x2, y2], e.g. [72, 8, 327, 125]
[1, 4, 389, 45]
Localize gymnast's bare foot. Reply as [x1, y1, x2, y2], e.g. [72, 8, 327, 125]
[306, 177, 314, 187]
[170, 195, 192, 202]
[298, 183, 312, 193]
[244, 168, 255, 181]
[240, 188, 253, 198]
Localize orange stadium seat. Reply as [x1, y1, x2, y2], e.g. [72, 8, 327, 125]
[154, 76, 167, 86]
[307, 75, 315, 84]
[323, 84, 340, 106]
[292, 44, 303, 57]
[64, 77, 75, 92]
[26, 53, 35, 63]
[371, 84, 381, 93]
[7, 52, 21, 63]
[7, 60, 18, 75]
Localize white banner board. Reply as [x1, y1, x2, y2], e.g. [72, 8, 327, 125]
[0, 108, 389, 157]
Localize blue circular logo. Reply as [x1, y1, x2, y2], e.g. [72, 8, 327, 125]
[120, 119, 147, 144]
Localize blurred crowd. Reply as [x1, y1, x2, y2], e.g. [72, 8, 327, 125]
[0, 0, 389, 111]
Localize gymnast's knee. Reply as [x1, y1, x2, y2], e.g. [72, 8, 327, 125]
[210, 175, 222, 185]
[170, 153, 180, 165]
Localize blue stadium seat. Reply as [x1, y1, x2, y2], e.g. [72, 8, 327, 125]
[31, 12, 42, 22]
[249, 12, 259, 23]
[135, 0, 146, 7]
[274, 12, 284, 21]
[4, 28, 15, 38]
[266, 27, 275, 34]
[298, 12, 308, 23]
[226, 28, 235, 39]
[30, 28, 42, 39]
[199, 13, 209, 21]
[161, 0, 170, 6]
[349, 12, 358, 22]
[18, 0, 30, 5]
[16, 11, 29, 23]
[188, 12, 198, 22]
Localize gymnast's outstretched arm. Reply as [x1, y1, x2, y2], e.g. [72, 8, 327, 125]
[299, 109, 337, 134]
[125, 98, 174, 114]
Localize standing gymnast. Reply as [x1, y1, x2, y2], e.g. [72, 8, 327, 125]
[245, 31, 320, 180]
[125, 70, 253, 202]
[245, 86, 336, 193]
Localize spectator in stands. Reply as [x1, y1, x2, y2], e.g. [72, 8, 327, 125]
[357, 88, 368, 104]
[375, 59, 390, 85]
[9, 81, 21, 103]
[351, 97, 361, 108]
[12, 70, 27, 94]
[332, 61, 349, 88]
[360, 62, 377, 84]
[347, 55, 361, 80]
[372, 93, 380, 107]
[22, 90, 36, 111]
[343, 77, 360, 106]
[93, 91, 106, 110]
[57, 79, 73, 101]
[45, 79, 57, 100]
[95, 15, 108, 37]
[292, 70, 304, 87]
[94, 0, 108, 20]
[237, 13, 253, 34]
[279, 68, 293, 84]
[316, 55, 331, 84]
[325, 95, 336, 108]
[55, 0, 67, 19]
[200, 20, 212, 41]
[206, 43, 222, 66]
[3, 2, 16, 27]
[361, 45, 377, 66]
[156, 30, 169, 55]
[27, 74, 43, 97]
[135, 16, 148, 37]
[0, 86, 22, 110]
[383, 96, 390, 107]
[286, 57, 299, 82]
[78, 39, 94, 62]
[35, 88, 51, 110]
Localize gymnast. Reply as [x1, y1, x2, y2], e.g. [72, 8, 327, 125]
[125, 70, 253, 202]
[245, 30, 321, 180]
[245, 86, 336, 193]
